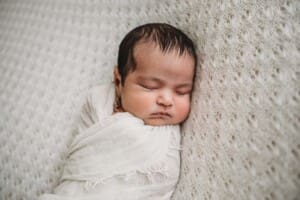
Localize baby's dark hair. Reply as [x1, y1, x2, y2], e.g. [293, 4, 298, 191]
[117, 23, 197, 84]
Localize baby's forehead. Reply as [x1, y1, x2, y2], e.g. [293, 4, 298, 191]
[133, 40, 191, 59]
[133, 40, 160, 51]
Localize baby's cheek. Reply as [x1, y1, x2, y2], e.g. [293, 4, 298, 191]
[175, 98, 191, 121]
[132, 93, 154, 112]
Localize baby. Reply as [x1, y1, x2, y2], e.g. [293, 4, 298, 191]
[40, 23, 197, 200]
[113, 23, 197, 126]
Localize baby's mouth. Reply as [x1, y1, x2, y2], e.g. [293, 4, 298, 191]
[150, 112, 172, 118]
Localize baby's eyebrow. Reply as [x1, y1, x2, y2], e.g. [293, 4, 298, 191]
[137, 76, 163, 83]
[137, 76, 193, 88]
[176, 83, 193, 88]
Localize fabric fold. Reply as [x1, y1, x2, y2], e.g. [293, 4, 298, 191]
[39, 83, 181, 200]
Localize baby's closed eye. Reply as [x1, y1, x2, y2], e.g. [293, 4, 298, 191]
[175, 85, 192, 95]
[175, 89, 192, 95]
[139, 83, 160, 90]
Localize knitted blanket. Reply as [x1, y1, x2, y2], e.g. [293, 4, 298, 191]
[39, 84, 181, 200]
[0, 1, 299, 200]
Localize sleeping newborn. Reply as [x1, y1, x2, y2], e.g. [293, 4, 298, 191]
[39, 23, 197, 200]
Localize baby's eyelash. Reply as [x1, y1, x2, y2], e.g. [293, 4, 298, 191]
[176, 90, 191, 95]
[140, 84, 158, 90]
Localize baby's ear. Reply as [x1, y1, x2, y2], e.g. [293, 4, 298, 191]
[113, 66, 122, 94]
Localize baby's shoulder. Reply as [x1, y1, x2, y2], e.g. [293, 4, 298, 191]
[79, 83, 115, 130]
[88, 83, 115, 115]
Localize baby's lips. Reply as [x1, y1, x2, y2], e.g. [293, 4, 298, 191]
[150, 112, 172, 118]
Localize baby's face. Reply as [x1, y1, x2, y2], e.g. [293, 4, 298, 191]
[116, 42, 195, 126]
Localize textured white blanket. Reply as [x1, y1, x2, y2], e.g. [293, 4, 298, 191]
[1, 1, 299, 199]
[39, 84, 181, 200]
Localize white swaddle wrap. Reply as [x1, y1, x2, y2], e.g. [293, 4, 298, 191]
[39, 83, 181, 200]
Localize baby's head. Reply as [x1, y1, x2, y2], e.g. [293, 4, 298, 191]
[114, 23, 197, 126]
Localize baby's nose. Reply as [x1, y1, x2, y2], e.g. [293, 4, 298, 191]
[157, 92, 173, 107]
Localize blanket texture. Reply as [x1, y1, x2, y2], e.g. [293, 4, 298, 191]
[0, 1, 299, 200]
[39, 84, 181, 200]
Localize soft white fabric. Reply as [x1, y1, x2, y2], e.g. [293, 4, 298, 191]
[39, 84, 181, 200]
